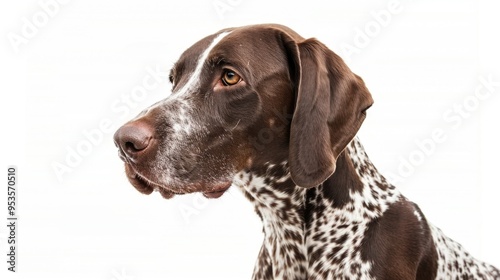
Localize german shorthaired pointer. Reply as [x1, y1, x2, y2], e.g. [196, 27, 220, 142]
[114, 24, 500, 279]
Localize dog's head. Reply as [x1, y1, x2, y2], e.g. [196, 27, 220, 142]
[114, 24, 373, 199]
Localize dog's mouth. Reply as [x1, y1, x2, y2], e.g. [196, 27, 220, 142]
[123, 163, 232, 199]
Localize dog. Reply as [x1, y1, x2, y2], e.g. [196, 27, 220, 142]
[114, 24, 500, 279]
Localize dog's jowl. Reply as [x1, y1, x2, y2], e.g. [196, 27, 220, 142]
[114, 24, 500, 280]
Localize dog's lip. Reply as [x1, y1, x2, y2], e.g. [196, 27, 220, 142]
[124, 163, 176, 199]
[202, 182, 232, 199]
[123, 163, 232, 199]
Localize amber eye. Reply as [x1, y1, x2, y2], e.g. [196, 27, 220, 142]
[221, 70, 241, 86]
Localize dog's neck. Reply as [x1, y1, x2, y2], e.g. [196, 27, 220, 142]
[235, 138, 400, 224]
[233, 138, 401, 276]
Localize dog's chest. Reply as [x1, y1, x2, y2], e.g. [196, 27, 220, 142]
[257, 208, 375, 279]
[304, 188, 376, 279]
[236, 176, 378, 279]
[234, 173, 384, 279]
[233, 140, 402, 279]
[235, 167, 309, 279]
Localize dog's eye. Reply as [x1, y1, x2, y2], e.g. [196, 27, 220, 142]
[221, 70, 241, 86]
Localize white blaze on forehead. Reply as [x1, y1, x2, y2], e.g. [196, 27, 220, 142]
[138, 31, 231, 117]
[173, 31, 231, 98]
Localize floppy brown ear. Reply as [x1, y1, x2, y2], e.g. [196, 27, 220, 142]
[287, 38, 373, 188]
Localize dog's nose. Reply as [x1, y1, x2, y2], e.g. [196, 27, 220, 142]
[114, 121, 154, 162]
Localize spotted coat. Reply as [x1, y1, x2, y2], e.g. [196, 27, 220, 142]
[235, 138, 500, 280]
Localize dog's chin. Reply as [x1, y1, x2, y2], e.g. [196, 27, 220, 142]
[123, 163, 231, 199]
[201, 182, 232, 199]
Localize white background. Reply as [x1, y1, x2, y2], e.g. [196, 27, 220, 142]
[1, 0, 500, 279]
